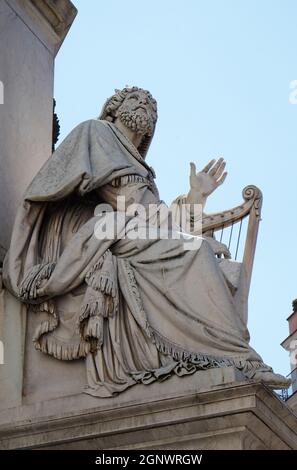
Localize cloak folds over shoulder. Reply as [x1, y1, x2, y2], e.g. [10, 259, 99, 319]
[3, 120, 152, 359]
[4, 119, 151, 294]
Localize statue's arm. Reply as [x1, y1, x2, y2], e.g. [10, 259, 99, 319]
[186, 158, 227, 206]
[170, 158, 228, 226]
[170, 158, 230, 258]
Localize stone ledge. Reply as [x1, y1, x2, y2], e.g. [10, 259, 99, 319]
[5, 0, 77, 55]
[0, 367, 297, 449]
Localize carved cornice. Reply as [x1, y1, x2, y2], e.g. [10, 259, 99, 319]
[0, 381, 296, 449]
[30, 0, 77, 42]
[5, 0, 77, 55]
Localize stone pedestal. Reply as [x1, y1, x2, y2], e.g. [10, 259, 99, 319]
[0, 0, 76, 413]
[0, 281, 26, 410]
[1, 367, 297, 450]
[0, 0, 76, 255]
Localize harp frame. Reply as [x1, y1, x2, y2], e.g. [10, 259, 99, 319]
[202, 185, 263, 300]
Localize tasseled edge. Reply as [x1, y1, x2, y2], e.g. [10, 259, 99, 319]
[85, 250, 110, 279]
[121, 258, 270, 377]
[31, 293, 91, 360]
[31, 300, 55, 314]
[83, 250, 119, 318]
[30, 250, 120, 360]
[83, 315, 104, 351]
[32, 311, 91, 360]
[33, 315, 58, 342]
[19, 262, 56, 300]
[111, 175, 148, 187]
[131, 329, 273, 386]
[77, 251, 120, 352]
[34, 335, 91, 360]
[78, 288, 116, 352]
[145, 324, 235, 368]
[79, 295, 114, 321]
[121, 258, 231, 367]
[132, 361, 209, 385]
[86, 273, 117, 299]
[144, 324, 272, 379]
[85, 250, 118, 300]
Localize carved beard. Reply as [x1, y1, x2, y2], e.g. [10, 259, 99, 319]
[118, 109, 155, 136]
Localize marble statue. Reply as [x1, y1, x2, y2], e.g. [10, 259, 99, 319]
[3, 86, 290, 397]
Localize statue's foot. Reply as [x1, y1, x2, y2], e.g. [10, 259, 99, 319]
[252, 370, 291, 390]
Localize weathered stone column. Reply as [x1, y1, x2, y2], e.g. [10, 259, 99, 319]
[0, 0, 77, 257]
[0, 0, 76, 409]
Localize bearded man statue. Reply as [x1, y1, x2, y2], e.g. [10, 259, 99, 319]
[3, 86, 290, 397]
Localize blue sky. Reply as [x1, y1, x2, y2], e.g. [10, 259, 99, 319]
[55, 0, 297, 377]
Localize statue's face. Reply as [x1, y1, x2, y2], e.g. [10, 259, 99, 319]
[116, 90, 157, 136]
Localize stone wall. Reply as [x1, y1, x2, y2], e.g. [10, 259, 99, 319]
[0, 0, 76, 411]
[0, 0, 76, 250]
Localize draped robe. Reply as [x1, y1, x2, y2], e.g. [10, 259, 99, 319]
[3, 119, 272, 397]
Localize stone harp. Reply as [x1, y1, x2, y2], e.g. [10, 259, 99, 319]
[202, 185, 263, 321]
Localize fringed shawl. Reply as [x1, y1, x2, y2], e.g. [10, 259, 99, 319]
[3, 119, 154, 360]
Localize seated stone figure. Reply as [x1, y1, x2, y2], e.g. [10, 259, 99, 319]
[3, 86, 289, 397]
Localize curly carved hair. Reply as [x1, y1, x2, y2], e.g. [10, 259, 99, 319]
[98, 86, 158, 158]
[98, 86, 158, 123]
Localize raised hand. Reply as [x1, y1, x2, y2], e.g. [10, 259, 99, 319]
[189, 158, 227, 201]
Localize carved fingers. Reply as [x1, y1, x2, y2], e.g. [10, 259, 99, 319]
[210, 157, 224, 176]
[201, 159, 216, 173]
[190, 158, 227, 193]
[208, 158, 227, 188]
[190, 161, 197, 178]
[217, 171, 227, 186]
[188, 158, 227, 205]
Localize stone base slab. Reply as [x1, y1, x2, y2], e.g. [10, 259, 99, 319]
[0, 367, 297, 449]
